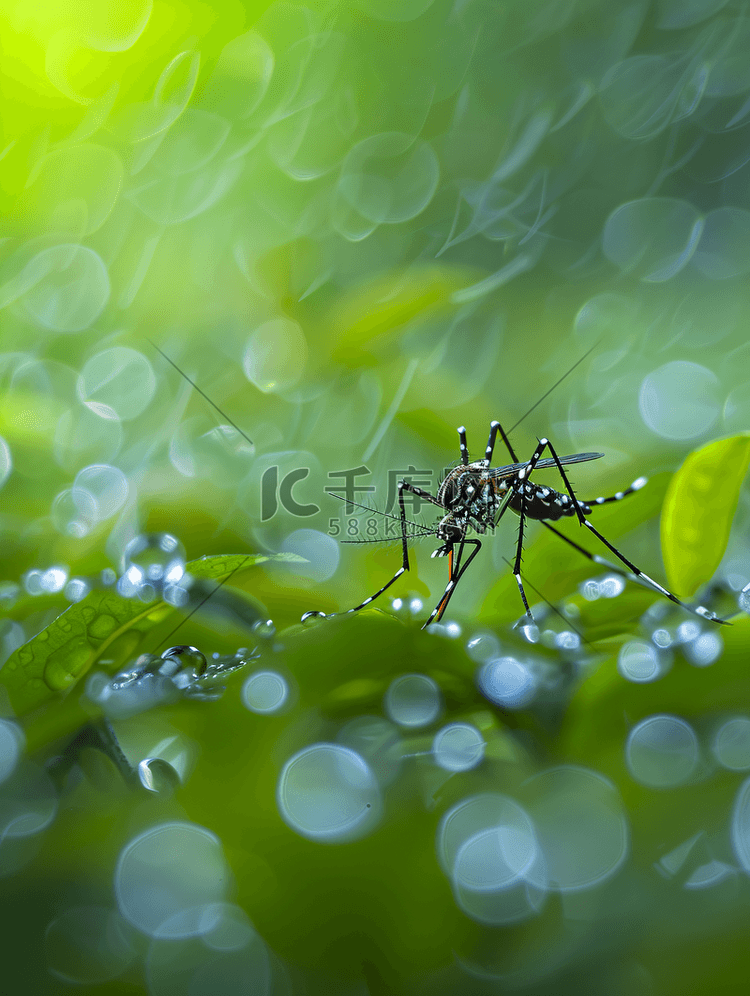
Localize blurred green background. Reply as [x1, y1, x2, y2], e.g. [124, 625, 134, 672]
[3, 0, 750, 993]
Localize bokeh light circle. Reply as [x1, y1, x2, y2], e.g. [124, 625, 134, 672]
[384, 673, 442, 728]
[626, 715, 700, 788]
[115, 821, 230, 937]
[277, 743, 381, 843]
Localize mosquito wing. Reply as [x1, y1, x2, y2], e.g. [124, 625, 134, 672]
[487, 452, 604, 481]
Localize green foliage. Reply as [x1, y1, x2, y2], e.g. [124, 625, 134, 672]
[661, 434, 750, 596]
[0, 553, 300, 715]
[3, 0, 750, 993]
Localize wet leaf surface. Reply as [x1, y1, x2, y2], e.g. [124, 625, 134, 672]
[661, 434, 750, 596]
[0, 553, 304, 715]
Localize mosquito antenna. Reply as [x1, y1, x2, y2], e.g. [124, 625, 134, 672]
[328, 492, 431, 532]
[147, 338, 254, 448]
[501, 556, 590, 647]
[342, 531, 435, 545]
[507, 339, 600, 436]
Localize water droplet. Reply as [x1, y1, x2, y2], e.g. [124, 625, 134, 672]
[88, 614, 116, 640]
[252, 619, 276, 639]
[599, 575, 625, 598]
[656, 831, 707, 881]
[163, 583, 189, 608]
[138, 757, 180, 796]
[159, 645, 207, 679]
[122, 533, 186, 589]
[684, 860, 735, 890]
[64, 577, 90, 602]
[40, 565, 68, 593]
[652, 627, 673, 649]
[580, 579, 600, 600]
[518, 622, 539, 644]
[731, 776, 750, 873]
[453, 825, 546, 925]
[301, 610, 326, 624]
[43, 636, 92, 692]
[430, 621, 462, 639]
[555, 630, 580, 650]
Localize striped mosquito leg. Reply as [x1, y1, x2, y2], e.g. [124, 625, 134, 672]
[580, 517, 727, 625]
[495, 421, 519, 462]
[512, 497, 534, 619]
[301, 479, 419, 622]
[516, 438, 551, 483]
[540, 520, 644, 587]
[458, 426, 469, 466]
[531, 437, 589, 525]
[422, 538, 482, 629]
[581, 476, 647, 507]
[484, 421, 500, 466]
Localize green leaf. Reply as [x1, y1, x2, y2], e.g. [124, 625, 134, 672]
[188, 551, 305, 580]
[661, 434, 750, 596]
[0, 552, 302, 716]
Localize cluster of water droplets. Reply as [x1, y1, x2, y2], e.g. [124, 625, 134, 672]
[618, 601, 724, 685]
[1, 533, 192, 614]
[87, 644, 261, 720]
[466, 621, 578, 714]
[1, 554, 739, 989]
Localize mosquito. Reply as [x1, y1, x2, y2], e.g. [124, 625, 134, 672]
[146, 338, 725, 631]
[302, 419, 726, 630]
